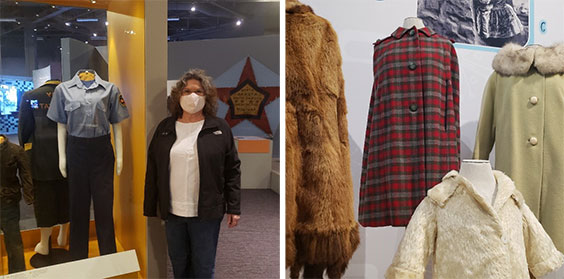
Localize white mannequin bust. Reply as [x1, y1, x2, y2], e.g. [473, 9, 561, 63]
[403, 17, 425, 29]
[459, 159, 497, 205]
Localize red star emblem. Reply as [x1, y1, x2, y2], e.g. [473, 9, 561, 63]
[217, 57, 279, 135]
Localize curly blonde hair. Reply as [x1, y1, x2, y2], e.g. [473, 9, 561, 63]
[169, 69, 218, 118]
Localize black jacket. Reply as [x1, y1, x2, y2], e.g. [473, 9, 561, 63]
[18, 81, 64, 181]
[143, 116, 241, 220]
[0, 135, 34, 205]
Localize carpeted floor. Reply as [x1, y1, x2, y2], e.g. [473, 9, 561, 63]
[167, 189, 280, 279]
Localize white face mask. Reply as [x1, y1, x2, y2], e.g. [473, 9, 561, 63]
[180, 94, 206, 114]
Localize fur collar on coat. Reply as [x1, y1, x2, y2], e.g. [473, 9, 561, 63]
[493, 43, 564, 75]
[386, 170, 564, 279]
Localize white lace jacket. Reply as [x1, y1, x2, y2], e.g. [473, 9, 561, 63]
[386, 170, 564, 279]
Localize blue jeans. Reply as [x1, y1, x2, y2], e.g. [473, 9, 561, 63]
[1, 202, 25, 273]
[165, 214, 222, 279]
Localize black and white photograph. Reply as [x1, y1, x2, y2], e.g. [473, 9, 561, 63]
[418, 0, 529, 47]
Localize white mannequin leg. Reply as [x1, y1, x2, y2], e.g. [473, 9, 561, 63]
[57, 222, 69, 246]
[35, 227, 53, 255]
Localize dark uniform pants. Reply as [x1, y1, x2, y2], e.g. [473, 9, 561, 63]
[0, 202, 25, 273]
[67, 135, 116, 260]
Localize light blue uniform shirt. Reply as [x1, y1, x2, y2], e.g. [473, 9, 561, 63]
[47, 70, 129, 138]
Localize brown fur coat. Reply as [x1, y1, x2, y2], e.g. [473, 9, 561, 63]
[286, 0, 359, 277]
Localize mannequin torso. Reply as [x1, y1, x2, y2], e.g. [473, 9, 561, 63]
[403, 17, 425, 29]
[459, 159, 497, 205]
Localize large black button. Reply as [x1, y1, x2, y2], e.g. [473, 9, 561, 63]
[409, 29, 416, 36]
[408, 62, 417, 70]
[409, 104, 418, 112]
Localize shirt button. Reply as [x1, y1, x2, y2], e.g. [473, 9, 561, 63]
[529, 137, 538, 146]
[501, 235, 508, 244]
[409, 29, 416, 36]
[408, 62, 417, 70]
[529, 96, 538, 105]
[409, 104, 418, 112]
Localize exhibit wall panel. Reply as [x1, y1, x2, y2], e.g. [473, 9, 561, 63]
[107, 2, 146, 278]
[143, 0, 169, 278]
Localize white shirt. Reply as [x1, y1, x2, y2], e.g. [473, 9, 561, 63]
[169, 120, 204, 217]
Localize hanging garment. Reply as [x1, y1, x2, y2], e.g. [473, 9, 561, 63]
[386, 170, 564, 279]
[359, 26, 460, 227]
[474, 43, 564, 252]
[286, 0, 359, 278]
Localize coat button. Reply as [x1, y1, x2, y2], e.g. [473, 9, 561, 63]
[409, 29, 416, 36]
[409, 104, 418, 112]
[408, 62, 417, 70]
[529, 96, 538, 105]
[529, 137, 538, 146]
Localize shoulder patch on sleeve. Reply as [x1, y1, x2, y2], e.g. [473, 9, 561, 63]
[119, 94, 127, 108]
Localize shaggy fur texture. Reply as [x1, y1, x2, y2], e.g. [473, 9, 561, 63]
[286, 0, 359, 277]
[493, 43, 564, 75]
[386, 171, 564, 279]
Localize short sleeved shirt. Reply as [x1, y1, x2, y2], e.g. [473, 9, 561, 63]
[47, 70, 129, 138]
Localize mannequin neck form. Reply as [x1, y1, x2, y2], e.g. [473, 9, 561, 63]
[403, 17, 425, 29]
[459, 160, 497, 205]
[178, 110, 205, 123]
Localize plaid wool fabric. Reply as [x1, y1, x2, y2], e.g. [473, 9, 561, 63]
[359, 27, 460, 227]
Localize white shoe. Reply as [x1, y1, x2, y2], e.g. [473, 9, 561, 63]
[35, 242, 49, 255]
[57, 230, 68, 246]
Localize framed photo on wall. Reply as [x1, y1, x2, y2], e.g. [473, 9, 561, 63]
[418, 0, 530, 48]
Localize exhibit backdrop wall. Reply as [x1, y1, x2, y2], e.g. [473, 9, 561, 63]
[168, 35, 280, 157]
[298, 0, 564, 278]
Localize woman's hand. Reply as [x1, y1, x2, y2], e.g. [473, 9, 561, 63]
[227, 214, 240, 228]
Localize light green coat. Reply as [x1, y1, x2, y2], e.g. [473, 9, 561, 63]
[474, 43, 564, 252]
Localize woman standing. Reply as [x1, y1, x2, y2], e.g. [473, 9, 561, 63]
[144, 69, 241, 279]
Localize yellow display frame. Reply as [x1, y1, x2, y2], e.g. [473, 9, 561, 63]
[9, 0, 151, 277]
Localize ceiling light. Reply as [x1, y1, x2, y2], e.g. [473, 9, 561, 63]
[33, 28, 37, 31]
[76, 18, 98, 22]
[93, 33, 97, 37]
[17, 21, 21, 25]
[191, 6, 196, 12]
[51, 5, 55, 8]
[167, 18, 180, 21]
[91, 0, 96, 3]
[47, 24, 50, 27]
[59, 47, 62, 51]
[85, 41, 89, 44]
[15, 2, 18, 4]
[36, 14, 40, 17]
[236, 20, 242, 26]
[105, 21, 108, 26]
[0, 18, 17, 22]
[65, 22, 71, 26]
